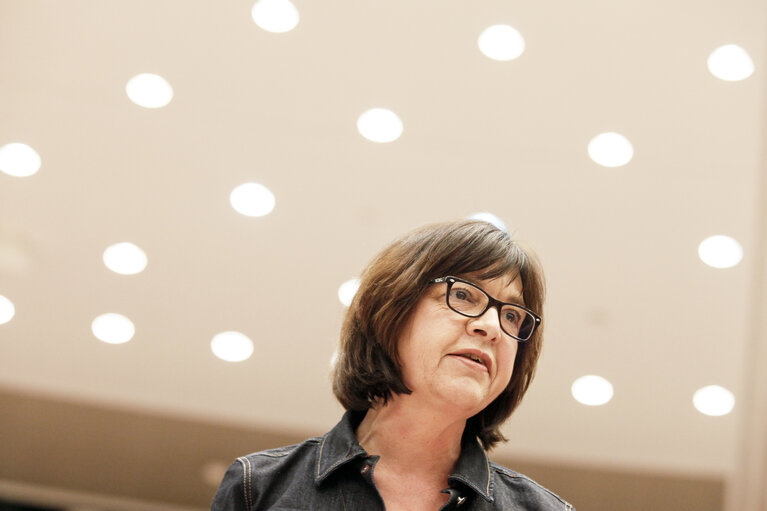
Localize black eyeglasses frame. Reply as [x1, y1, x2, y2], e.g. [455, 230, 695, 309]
[429, 276, 541, 342]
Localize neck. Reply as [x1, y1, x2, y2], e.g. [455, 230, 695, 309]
[355, 395, 467, 477]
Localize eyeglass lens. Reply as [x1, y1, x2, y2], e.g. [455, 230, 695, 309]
[447, 280, 535, 340]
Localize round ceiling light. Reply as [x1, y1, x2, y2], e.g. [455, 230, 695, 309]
[230, 182, 276, 217]
[211, 331, 254, 362]
[329, 350, 340, 369]
[357, 108, 404, 143]
[0, 294, 15, 325]
[0, 143, 41, 177]
[693, 385, 735, 416]
[588, 132, 634, 167]
[707, 44, 754, 82]
[126, 73, 174, 108]
[337, 278, 361, 307]
[478, 24, 525, 61]
[698, 235, 743, 269]
[571, 375, 614, 406]
[92, 313, 135, 344]
[251, 0, 299, 33]
[469, 212, 508, 232]
[103, 242, 148, 275]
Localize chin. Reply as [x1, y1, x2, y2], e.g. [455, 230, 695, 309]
[438, 382, 491, 415]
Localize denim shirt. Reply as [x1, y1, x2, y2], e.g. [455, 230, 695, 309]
[211, 411, 575, 510]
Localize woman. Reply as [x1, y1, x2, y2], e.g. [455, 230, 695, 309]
[212, 220, 574, 510]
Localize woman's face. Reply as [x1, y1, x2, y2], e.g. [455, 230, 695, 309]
[396, 273, 522, 417]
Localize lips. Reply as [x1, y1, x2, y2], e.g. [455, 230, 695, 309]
[448, 349, 492, 373]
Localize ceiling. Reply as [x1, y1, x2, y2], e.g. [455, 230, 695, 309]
[1, 1, 766, 510]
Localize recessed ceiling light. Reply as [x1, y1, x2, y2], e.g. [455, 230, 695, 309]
[478, 24, 525, 61]
[337, 278, 361, 307]
[698, 235, 743, 268]
[92, 313, 135, 344]
[0, 143, 41, 177]
[125, 73, 174, 108]
[693, 385, 735, 416]
[0, 294, 15, 325]
[357, 109, 403, 143]
[707, 44, 754, 82]
[251, 0, 299, 33]
[587, 132, 634, 167]
[103, 242, 148, 275]
[211, 331, 254, 362]
[329, 350, 339, 369]
[230, 182, 276, 217]
[571, 375, 614, 406]
[469, 212, 508, 232]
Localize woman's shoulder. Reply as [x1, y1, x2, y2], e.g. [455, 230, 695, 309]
[210, 437, 323, 511]
[489, 462, 575, 511]
[234, 435, 326, 477]
[239, 436, 322, 463]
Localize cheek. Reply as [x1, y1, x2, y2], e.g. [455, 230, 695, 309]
[495, 342, 519, 386]
[396, 344, 417, 387]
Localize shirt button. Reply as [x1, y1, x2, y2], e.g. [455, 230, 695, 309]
[360, 464, 370, 475]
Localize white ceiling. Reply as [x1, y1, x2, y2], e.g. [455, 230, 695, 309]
[1, 0, 765, 490]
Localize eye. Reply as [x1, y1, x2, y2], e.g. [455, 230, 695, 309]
[504, 309, 520, 324]
[449, 285, 477, 304]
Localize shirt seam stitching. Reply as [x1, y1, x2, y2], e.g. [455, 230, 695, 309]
[478, 437, 492, 497]
[317, 434, 327, 478]
[236, 456, 252, 509]
[492, 465, 573, 508]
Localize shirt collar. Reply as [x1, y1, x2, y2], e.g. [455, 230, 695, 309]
[448, 433, 494, 502]
[314, 410, 495, 502]
[314, 410, 368, 486]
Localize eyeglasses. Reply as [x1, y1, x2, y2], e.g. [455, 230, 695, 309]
[429, 276, 541, 342]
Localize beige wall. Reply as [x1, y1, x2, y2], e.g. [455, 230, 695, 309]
[0, 388, 722, 511]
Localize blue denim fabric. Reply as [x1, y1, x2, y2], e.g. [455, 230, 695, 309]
[211, 411, 574, 510]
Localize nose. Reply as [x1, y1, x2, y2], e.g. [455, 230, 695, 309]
[467, 305, 503, 341]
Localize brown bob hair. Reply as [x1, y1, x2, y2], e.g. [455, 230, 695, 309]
[332, 219, 545, 450]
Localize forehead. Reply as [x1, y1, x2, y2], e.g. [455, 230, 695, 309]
[462, 271, 525, 305]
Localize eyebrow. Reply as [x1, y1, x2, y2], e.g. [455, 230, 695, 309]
[496, 275, 526, 306]
[463, 276, 525, 307]
[500, 293, 525, 307]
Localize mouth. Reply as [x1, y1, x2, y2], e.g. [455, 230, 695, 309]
[448, 350, 491, 373]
